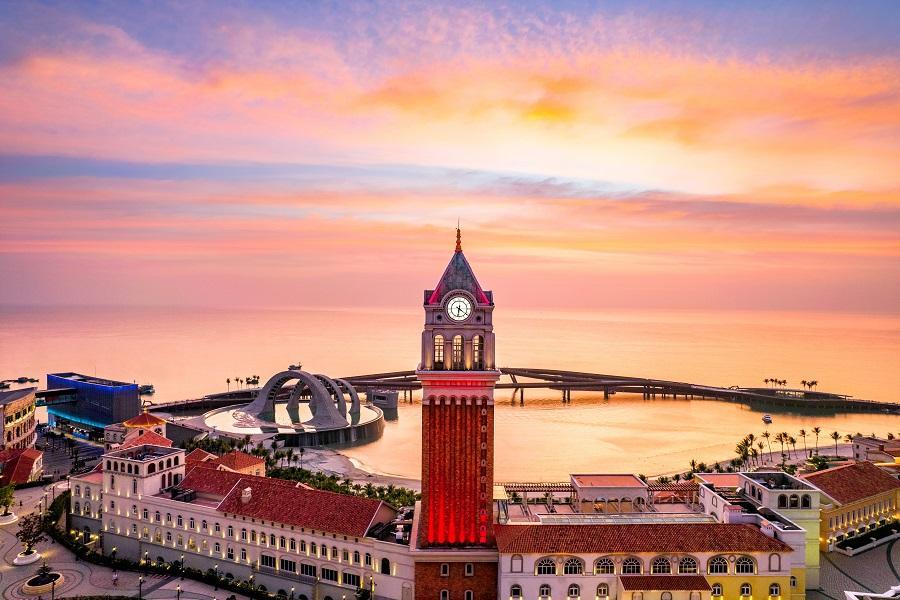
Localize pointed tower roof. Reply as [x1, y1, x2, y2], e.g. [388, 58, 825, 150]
[426, 228, 492, 305]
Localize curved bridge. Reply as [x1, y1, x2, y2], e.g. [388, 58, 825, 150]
[242, 369, 360, 429]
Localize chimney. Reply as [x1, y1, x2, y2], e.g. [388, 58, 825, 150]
[241, 487, 252, 504]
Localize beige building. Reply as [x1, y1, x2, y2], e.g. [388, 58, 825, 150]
[0, 388, 38, 450]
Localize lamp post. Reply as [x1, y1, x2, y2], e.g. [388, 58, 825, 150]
[214, 563, 219, 590]
[138, 576, 144, 600]
[180, 553, 185, 580]
[111, 546, 118, 561]
[176, 585, 181, 600]
[290, 587, 295, 600]
[144, 551, 149, 575]
[51, 579, 56, 600]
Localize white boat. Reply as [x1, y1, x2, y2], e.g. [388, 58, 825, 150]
[762, 414, 773, 424]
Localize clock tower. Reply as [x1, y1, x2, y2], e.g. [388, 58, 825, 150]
[413, 228, 500, 600]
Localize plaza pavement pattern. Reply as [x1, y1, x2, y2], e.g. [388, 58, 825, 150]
[0, 481, 249, 600]
[808, 540, 900, 600]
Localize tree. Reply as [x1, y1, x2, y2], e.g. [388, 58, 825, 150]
[830, 431, 841, 457]
[0, 485, 14, 516]
[226, 378, 231, 392]
[16, 513, 47, 554]
[762, 431, 772, 456]
[798, 429, 808, 455]
[812, 427, 822, 454]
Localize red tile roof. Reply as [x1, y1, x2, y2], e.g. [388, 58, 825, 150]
[185, 448, 216, 464]
[216, 475, 390, 538]
[619, 576, 711, 591]
[494, 523, 793, 554]
[572, 474, 647, 488]
[120, 431, 173, 449]
[801, 461, 900, 505]
[0, 447, 42, 486]
[212, 450, 264, 471]
[179, 464, 291, 497]
[123, 411, 166, 428]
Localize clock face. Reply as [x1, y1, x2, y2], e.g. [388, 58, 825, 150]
[446, 295, 473, 321]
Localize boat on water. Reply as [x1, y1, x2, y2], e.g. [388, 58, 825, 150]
[0, 382, 9, 389]
[762, 414, 773, 424]
[138, 384, 155, 395]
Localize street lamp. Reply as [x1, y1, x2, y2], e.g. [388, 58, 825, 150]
[144, 551, 149, 574]
[51, 579, 56, 600]
[290, 587, 295, 600]
[214, 564, 219, 590]
[139, 576, 144, 600]
[111, 546, 118, 561]
[180, 553, 185, 579]
[176, 585, 181, 600]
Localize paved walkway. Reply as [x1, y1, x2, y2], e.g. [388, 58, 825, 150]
[0, 482, 249, 600]
[809, 542, 900, 600]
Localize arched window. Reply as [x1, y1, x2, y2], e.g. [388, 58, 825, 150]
[440, 591, 449, 600]
[735, 556, 755, 574]
[708, 556, 728, 574]
[148, 463, 155, 474]
[381, 558, 391, 574]
[789, 494, 799, 508]
[595, 558, 615, 574]
[622, 557, 642, 574]
[539, 584, 552, 599]
[352, 550, 358, 563]
[465, 592, 473, 600]
[567, 584, 580, 599]
[768, 553, 781, 571]
[214, 542, 221, 553]
[777, 495, 787, 508]
[74, 502, 80, 513]
[472, 335, 484, 370]
[510, 585, 523, 600]
[597, 584, 610, 598]
[452, 335, 464, 369]
[801, 494, 812, 508]
[536, 557, 557, 575]
[790, 576, 797, 589]
[652, 557, 671, 574]
[770, 583, 781, 597]
[143, 509, 149, 520]
[740, 583, 752, 597]
[84, 501, 91, 515]
[661, 593, 673, 600]
[511, 555, 523, 572]
[177, 515, 183, 527]
[433, 335, 445, 369]
[564, 557, 584, 574]
[678, 557, 698, 574]
[74, 485, 81, 496]
[711, 583, 723, 597]
[227, 525, 233, 537]
[85, 486, 91, 499]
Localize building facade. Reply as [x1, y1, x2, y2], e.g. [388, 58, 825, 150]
[47, 372, 141, 436]
[0, 388, 38, 450]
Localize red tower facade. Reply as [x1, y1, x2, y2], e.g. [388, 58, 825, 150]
[413, 230, 500, 600]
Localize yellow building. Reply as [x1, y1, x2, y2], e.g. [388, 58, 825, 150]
[800, 461, 900, 551]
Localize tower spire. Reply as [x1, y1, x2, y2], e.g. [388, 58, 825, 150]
[455, 222, 462, 253]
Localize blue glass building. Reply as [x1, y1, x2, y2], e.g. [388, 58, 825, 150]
[45, 372, 140, 435]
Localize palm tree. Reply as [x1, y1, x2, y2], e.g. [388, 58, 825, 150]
[764, 378, 770, 387]
[812, 427, 822, 454]
[788, 436, 797, 456]
[762, 431, 772, 456]
[798, 429, 808, 455]
[299, 447, 305, 470]
[757, 441, 765, 464]
[888, 433, 895, 441]
[830, 431, 841, 457]
[226, 378, 231, 391]
[843, 433, 854, 445]
[750, 447, 759, 467]
[810, 380, 818, 390]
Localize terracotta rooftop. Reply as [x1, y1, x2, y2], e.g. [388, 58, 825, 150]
[120, 431, 173, 450]
[801, 461, 900, 505]
[179, 464, 293, 497]
[572, 474, 647, 488]
[216, 473, 390, 538]
[212, 450, 264, 471]
[185, 448, 216, 464]
[123, 411, 166, 428]
[0, 447, 42, 486]
[619, 576, 711, 591]
[494, 523, 793, 554]
[695, 473, 744, 488]
[884, 448, 900, 458]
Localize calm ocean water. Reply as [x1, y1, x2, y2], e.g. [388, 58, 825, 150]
[1, 305, 898, 479]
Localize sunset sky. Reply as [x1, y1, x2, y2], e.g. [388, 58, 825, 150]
[1, 1, 898, 312]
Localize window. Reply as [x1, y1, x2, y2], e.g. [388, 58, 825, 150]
[536, 557, 557, 575]
[292, 539, 298, 552]
[321, 568, 338, 582]
[711, 583, 723, 597]
[352, 550, 359, 563]
[452, 336, 464, 369]
[331, 546, 338, 559]
[365, 553, 372, 567]
[241, 528, 247, 541]
[201, 520, 207, 530]
[433, 335, 445, 369]
[736, 556, 755, 574]
[622, 557, 642, 574]
[261, 555, 276, 569]
[661, 594, 672, 600]
[465, 591, 474, 600]
[166, 532, 173, 543]
[240, 549, 247, 561]
[740, 583, 752, 597]
[227, 526, 233, 537]
[790, 576, 797, 589]
[214, 542, 221, 553]
[678, 557, 698, 574]
[440, 563, 450, 576]
[770, 583, 781, 597]
[133, 479, 138, 493]
[801, 494, 812, 508]
[789, 494, 799, 508]
[511, 585, 523, 599]
[777, 494, 787, 508]
[75, 485, 81, 496]
[472, 335, 484, 369]
[177, 515, 183, 527]
[300, 563, 316, 577]
[597, 584, 609, 598]
[595, 558, 615, 574]
[563, 557, 583, 575]
[281, 558, 296, 573]
[252, 531, 257, 542]
[280, 536, 286, 549]
[708, 556, 728, 574]
[141, 508, 148, 519]
[567, 584, 580, 599]
[343, 573, 361, 587]
[652, 557, 671, 574]
[132, 523, 138, 534]
[768, 553, 781, 571]
[311, 543, 317, 555]
[440, 591, 449, 600]
[539, 584, 552, 599]
[166, 513, 172, 523]
[382, 558, 392, 575]
[226, 546, 234, 560]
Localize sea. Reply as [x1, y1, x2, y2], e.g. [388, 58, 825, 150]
[1, 305, 898, 481]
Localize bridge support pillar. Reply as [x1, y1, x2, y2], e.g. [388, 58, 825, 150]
[519, 388, 524, 406]
[604, 388, 609, 400]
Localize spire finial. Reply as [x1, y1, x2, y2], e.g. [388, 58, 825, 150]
[455, 222, 462, 253]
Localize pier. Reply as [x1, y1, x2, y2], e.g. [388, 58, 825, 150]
[148, 367, 900, 414]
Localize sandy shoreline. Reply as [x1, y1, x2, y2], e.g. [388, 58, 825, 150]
[309, 442, 859, 491]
